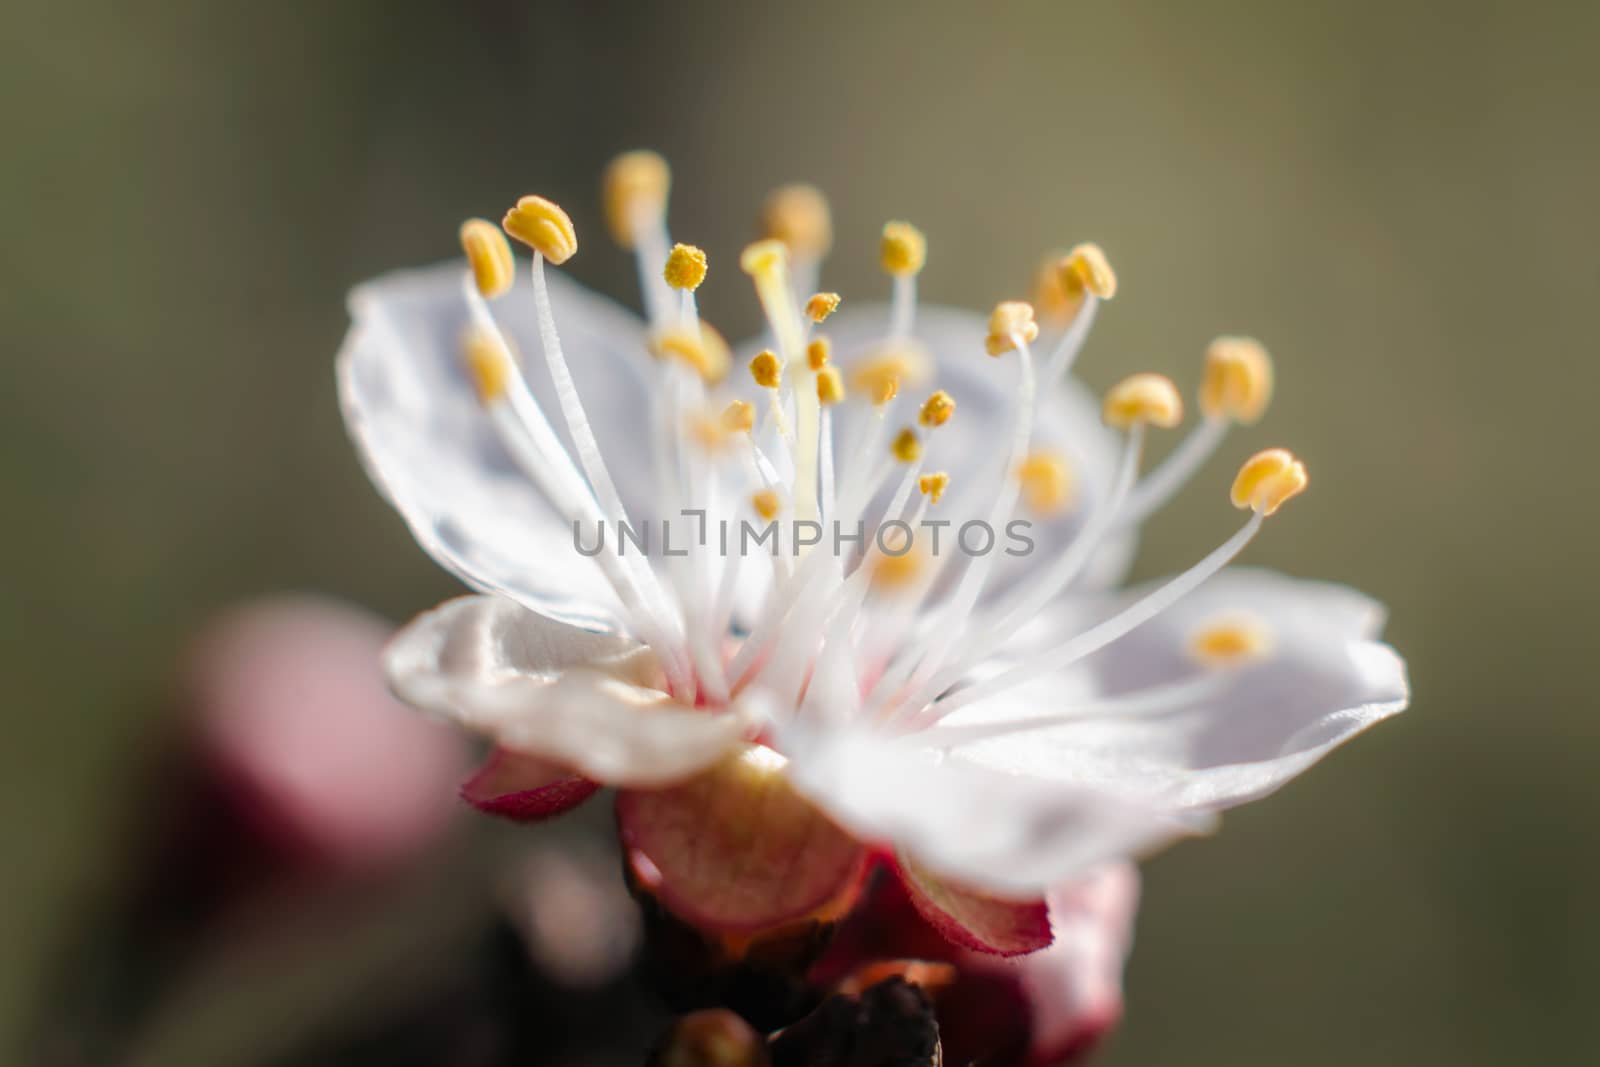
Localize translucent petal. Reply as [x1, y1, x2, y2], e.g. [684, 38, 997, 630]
[338, 261, 673, 629]
[945, 568, 1409, 811]
[385, 596, 741, 787]
[780, 724, 1208, 896]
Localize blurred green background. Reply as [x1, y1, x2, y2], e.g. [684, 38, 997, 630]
[4, 0, 1597, 1063]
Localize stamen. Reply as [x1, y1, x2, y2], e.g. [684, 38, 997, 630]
[651, 322, 732, 383]
[457, 277, 687, 692]
[1231, 448, 1308, 515]
[461, 325, 512, 403]
[883, 334, 1039, 714]
[742, 239, 817, 521]
[1062, 242, 1116, 300]
[749, 350, 783, 389]
[752, 488, 782, 522]
[1103, 373, 1183, 429]
[721, 400, 756, 434]
[1199, 336, 1273, 424]
[985, 301, 1040, 356]
[807, 336, 832, 371]
[918, 471, 950, 504]
[508, 201, 692, 689]
[891, 427, 922, 463]
[1039, 244, 1114, 385]
[459, 219, 515, 299]
[1032, 251, 1080, 326]
[930, 511, 1266, 717]
[816, 365, 845, 405]
[1189, 615, 1273, 665]
[1017, 451, 1075, 515]
[881, 221, 927, 276]
[851, 343, 931, 398]
[869, 372, 900, 406]
[763, 184, 833, 260]
[914, 418, 1146, 702]
[685, 409, 737, 453]
[881, 221, 926, 339]
[871, 542, 928, 591]
[663, 242, 708, 291]
[929, 451, 1308, 716]
[603, 150, 675, 330]
[502, 196, 579, 265]
[919, 390, 955, 428]
[805, 292, 842, 323]
[602, 150, 671, 249]
[1121, 338, 1275, 524]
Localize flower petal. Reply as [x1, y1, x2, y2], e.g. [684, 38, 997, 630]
[384, 594, 663, 719]
[387, 596, 742, 787]
[948, 568, 1410, 812]
[617, 746, 867, 933]
[338, 261, 671, 629]
[459, 747, 598, 822]
[490, 671, 749, 788]
[780, 724, 1208, 896]
[894, 855, 1052, 956]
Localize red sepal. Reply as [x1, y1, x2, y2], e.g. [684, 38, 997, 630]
[460, 747, 598, 822]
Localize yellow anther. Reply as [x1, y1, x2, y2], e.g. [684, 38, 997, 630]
[1231, 448, 1308, 516]
[1103, 373, 1184, 429]
[686, 411, 730, 452]
[602, 149, 670, 248]
[891, 427, 922, 463]
[751, 488, 782, 522]
[1033, 251, 1081, 324]
[721, 399, 756, 434]
[919, 390, 955, 428]
[763, 184, 833, 259]
[461, 327, 511, 403]
[1060, 242, 1116, 300]
[880, 221, 927, 276]
[1017, 451, 1076, 515]
[739, 239, 789, 280]
[502, 195, 578, 265]
[985, 301, 1040, 356]
[851, 342, 932, 398]
[870, 544, 927, 591]
[663, 243, 708, 291]
[918, 471, 950, 504]
[749, 349, 783, 389]
[459, 218, 515, 299]
[651, 323, 731, 383]
[869, 372, 900, 406]
[805, 292, 842, 322]
[1189, 616, 1274, 666]
[816, 365, 846, 406]
[807, 337, 832, 371]
[1199, 336, 1274, 424]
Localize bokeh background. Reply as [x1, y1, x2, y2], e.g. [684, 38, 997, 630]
[4, 0, 1598, 1063]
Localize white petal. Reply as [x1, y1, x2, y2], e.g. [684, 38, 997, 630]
[384, 594, 663, 720]
[385, 596, 743, 787]
[780, 724, 1207, 896]
[817, 303, 1137, 594]
[337, 261, 670, 629]
[947, 568, 1410, 811]
[488, 670, 748, 787]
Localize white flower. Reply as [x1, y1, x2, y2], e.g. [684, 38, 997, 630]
[337, 155, 1408, 951]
